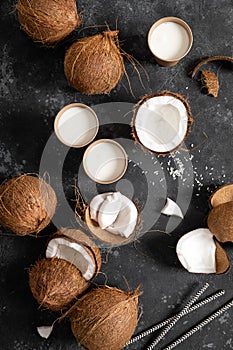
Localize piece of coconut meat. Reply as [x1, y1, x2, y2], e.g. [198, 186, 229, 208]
[46, 237, 96, 281]
[90, 193, 108, 221]
[135, 96, 188, 153]
[98, 192, 122, 229]
[176, 228, 216, 274]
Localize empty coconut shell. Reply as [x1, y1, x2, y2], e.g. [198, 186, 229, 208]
[64, 30, 124, 94]
[17, 0, 81, 45]
[29, 258, 88, 311]
[208, 202, 233, 243]
[0, 175, 57, 235]
[210, 184, 233, 207]
[132, 91, 193, 155]
[70, 286, 140, 350]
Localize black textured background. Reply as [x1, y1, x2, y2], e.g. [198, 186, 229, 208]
[0, 1, 233, 349]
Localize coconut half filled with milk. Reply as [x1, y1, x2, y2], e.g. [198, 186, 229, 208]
[132, 91, 193, 154]
[83, 192, 141, 245]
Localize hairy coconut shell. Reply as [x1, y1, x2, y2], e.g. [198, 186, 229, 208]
[52, 228, 102, 276]
[210, 184, 233, 208]
[17, 0, 81, 45]
[201, 70, 219, 98]
[29, 258, 88, 311]
[215, 240, 230, 274]
[0, 175, 57, 235]
[208, 202, 233, 243]
[132, 90, 193, 155]
[70, 286, 140, 350]
[64, 30, 124, 94]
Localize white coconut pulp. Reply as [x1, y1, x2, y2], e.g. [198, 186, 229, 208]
[149, 22, 190, 61]
[134, 95, 188, 153]
[161, 198, 184, 219]
[83, 140, 127, 183]
[37, 325, 54, 339]
[90, 192, 138, 238]
[176, 228, 216, 274]
[46, 237, 96, 281]
[55, 105, 98, 147]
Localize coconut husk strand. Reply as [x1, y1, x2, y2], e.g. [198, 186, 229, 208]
[215, 240, 230, 274]
[49, 229, 102, 277]
[132, 91, 193, 155]
[70, 286, 141, 350]
[201, 70, 219, 97]
[64, 30, 124, 95]
[210, 184, 233, 208]
[208, 202, 233, 243]
[0, 175, 57, 235]
[29, 258, 88, 311]
[16, 0, 81, 45]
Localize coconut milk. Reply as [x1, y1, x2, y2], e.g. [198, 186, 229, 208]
[84, 140, 127, 183]
[55, 105, 98, 147]
[149, 21, 190, 60]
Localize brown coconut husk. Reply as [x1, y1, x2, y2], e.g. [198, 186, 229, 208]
[64, 30, 124, 95]
[16, 0, 81, 45]
[201, 70, 219, 97]
[29, 258, 88, 311]
[190, 55, 233, 78]
[210, 184, 233, 208]
[131, 91, 193, 155]
[215, 240, 230, 274]
[55, 228, 102, 275]
[84, 205, 142, 246]
[0, 175, 57, 235]
[70, 286, 141, 350]
[208, 202, 233, 243]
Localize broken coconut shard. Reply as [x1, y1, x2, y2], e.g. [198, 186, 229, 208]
[176, 228, 230, 274]
[29, 229, 101, 311]
[132, 91, 193, 155]
[84, 192, 141, 246]
[208, 201, 233, 243]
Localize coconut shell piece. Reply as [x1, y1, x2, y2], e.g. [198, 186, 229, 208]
[210, 184, 233, 208]
[48, 229, 102, 277]
[201, 70, 219, 97]
[191, 55, 233, 78]
[70, 286, 141, 350]
[0, 175, 57, 235]
[208, 202, 233, 243]
[64, 30, 124, 95]
[215, 240, 230, 274]
[132, 90, 193, 155]
[29, 258, 88, 311]
[16, 0, 81, 45]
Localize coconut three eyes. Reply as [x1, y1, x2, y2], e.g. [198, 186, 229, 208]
[176, 228, 230, 274]
[29, 229, 101, 311]
[0, 175, 57, 235]
[70, 286, 140, 350]
[17, 0, 81, 45]
[132, 91, 193, 154]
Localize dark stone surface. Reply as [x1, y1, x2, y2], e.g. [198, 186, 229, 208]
[0, 1, 233, 349]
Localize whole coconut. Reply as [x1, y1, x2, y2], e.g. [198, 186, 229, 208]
[70, 286, 140, 350]
[16, 0, 81, 45]
[64, 30, 124, 95]
[0, 175, 57, 235]
[29, 258, 88, 311]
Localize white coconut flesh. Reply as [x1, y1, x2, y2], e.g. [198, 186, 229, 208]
[176, 228, 216, 274]
[46, 238, 96, 281]
[134, 96, 188, 153]
[161, 198, 184, 219]
[89, 192, 138, 238]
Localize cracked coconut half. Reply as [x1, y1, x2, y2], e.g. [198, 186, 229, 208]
[176, 228, 230, 274]
[132, 91, 193, 154]
[84, 192, 140, 246]
[29, 228, 101, 311]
